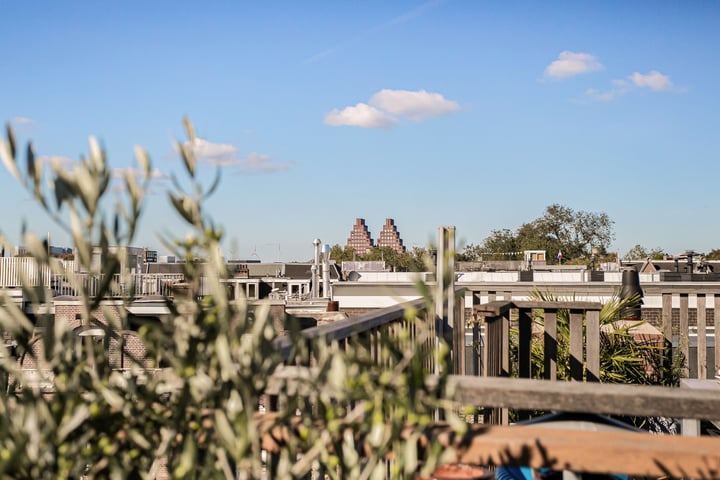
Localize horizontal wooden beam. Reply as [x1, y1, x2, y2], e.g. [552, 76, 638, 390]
[446, 375, 720, 420]
[472, 300, 514, 317]
[512, 300, 602, 311]
[267, 367, 720, 420]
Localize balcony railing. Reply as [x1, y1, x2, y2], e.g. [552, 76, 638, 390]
[263, 295, 720, 478]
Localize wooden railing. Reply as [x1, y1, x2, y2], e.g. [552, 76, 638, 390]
[274, 296, 441, 372]
[655, 290, 720, 379]
[262, 364, 720, 478]
[263, 295, 720, 478]
[472, 300, 602, 425]
[474, 300, 602, 382]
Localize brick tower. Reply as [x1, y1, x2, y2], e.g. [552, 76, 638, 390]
[346, 218, 374, 254]
[376, 218, 406, 254]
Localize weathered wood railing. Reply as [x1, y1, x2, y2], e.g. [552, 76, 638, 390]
[273, 296, 447, 372]
[472, 300, 602, 425]
[474, 300, 602, 383]
[263, 366, 720, 478]
[655, 289, 720, 379]
[263, 296, 720, 477]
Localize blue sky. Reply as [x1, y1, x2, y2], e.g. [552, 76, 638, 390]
[2, 1, 719, 261]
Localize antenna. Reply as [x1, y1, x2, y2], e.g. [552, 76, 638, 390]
[266, 243, 281, 262]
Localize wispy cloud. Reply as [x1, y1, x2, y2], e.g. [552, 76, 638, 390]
[325, 89, 458, 129]
[235, 152, 290, 175]
[629, 70, 674, 91]
[185, 138, 290, 175]
[584, 71, 677, 102]
[307, 0, 445, 63]
[585, 80, 630, 102]
[544, 51, 604, 79]
[11, 116, 34, 125]
[324, 103, 397, 129]
[36, 155, 76, 167]
[112, 167, 169, 180]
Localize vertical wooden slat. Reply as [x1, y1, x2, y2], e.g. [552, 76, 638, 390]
[518, 309, 532, 379]
[585, 309, 600, 382]
[501, 311, 510, 425]
[680, 293, 689, 378]
[697, 294, 707, 379]
[472, 321, 479, 377]
[569, 310, 583, 381]
[544, 310, 558, 380]
[517, 308, 533, 422]
[485, 316, 498, 377]
[453, 300, 465, 375]
[662, 293, 673, 344]
[501, 312, 510, 378]
[482, 319, 490, 377]
[715, 294, 720, 379]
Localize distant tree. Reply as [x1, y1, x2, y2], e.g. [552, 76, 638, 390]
[623, 245, 664, 261]
[706, 249, 720, 260]
[328, 244, 357, 264]
[474, 204, 614, 264]
[520, 204, 613, 262]
[408, 246, 432, 271]
[479, 229, 522, 260]
[457, 243, 484, 262]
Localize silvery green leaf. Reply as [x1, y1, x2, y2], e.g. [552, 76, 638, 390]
[58, 405, 89, 441]
[26, 143, 36, 184]
[5, 123, 16, 158]
[179, 142, 196, 178]
[214, 409, 238, 453]
[88, 136, 104, 172]
[134, 145, 151, 179]
[0, 137, 20, 180]
[183, 116, 196, 142]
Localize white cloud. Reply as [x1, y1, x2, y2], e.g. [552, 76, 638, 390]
[11, 116, 33, 125]
[585, 71, 676, 102]
[184, 138, 289, 174]
[369, 89, 459, 121]
[545, 51, 604, 79]
[629, 70, 674, 91]
[238, 152, 290, 175]
[324, 103, 398, 129]
[325, 89, 458, 129]
[189, 138, 239, 161]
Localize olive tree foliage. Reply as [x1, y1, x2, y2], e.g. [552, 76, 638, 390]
[464, 204, 614, 263]
[0, 121, 458, 479]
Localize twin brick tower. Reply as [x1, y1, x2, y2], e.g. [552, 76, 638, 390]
[345, 218, 406, 254]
